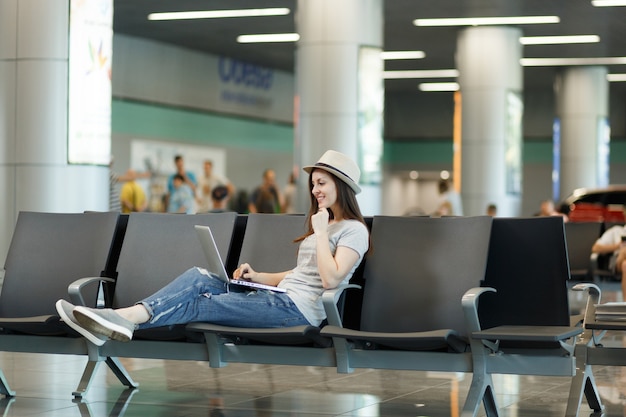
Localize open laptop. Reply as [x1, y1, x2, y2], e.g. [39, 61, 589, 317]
[194, 225, 287, 293]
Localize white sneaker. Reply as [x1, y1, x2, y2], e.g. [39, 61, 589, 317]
[55, 300, 108, 346]
[73, 306, 136, 342]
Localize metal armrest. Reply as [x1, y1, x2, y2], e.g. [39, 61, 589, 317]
[462, 287, 496, 332]
[571, 283, 609, 346]
[572, 283, 601, 326]
[321, 284, 361, 327]
[68, 277, 115, 306]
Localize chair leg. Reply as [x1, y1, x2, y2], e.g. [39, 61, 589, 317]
[462, 339, 499, 417]
[0, 370, 15, 397]
[482, 384, 499, 417]
[461, 372, 499, 417]
[584, 372, 603, 412]
[565, 345, 604, 417]
[73, 360, 102, 399]
[105, 357, 139, 390]
[73, 349, 138, 399]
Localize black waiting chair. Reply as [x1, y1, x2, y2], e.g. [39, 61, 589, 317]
[0, 211, 122, 396]
[69, 211, 239, 398]
[321, 215, 496, 416]
[470, 217, 600, 417]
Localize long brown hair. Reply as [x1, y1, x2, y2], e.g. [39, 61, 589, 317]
[295, 169, 367, 242]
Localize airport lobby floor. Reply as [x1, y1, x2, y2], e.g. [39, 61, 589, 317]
[0, 280, 624, 417]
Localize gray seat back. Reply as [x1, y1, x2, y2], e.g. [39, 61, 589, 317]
[0, 211, 120, 318]
[564, 221, 602, 279]
[112, 212, 238, 309]
[479, 217, 571, 328]
[236, 214, 305, 272]
[360, 216, 493, 337]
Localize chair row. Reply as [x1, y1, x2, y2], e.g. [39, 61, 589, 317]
[0, 211, 603, 416]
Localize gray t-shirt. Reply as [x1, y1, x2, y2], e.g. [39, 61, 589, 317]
[278, 219, 369, 326]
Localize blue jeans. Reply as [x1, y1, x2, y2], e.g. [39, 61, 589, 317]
[137, 267, 309, 329]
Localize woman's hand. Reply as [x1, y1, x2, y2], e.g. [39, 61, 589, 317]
[312, 208, 330, 236]
[233, 263, 256, 280]
[233, 263, 291, 286]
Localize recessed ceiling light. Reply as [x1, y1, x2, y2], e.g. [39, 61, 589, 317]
[381, 51, 426, 60]
[520, 35, 600, 45]
[237, 33, 300, 43]
[384, 69, 459, 79]
[414, 16, 560, 27]
[607, 73, 626, 81]
[591, 0, 626, 6]
[148, 8, 290, 21]
[521, 57, 626, 66]
[419, 82, 460, 92]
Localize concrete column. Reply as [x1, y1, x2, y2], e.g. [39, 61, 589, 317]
[0, 0, 110, 263]
[456, 26, 523, 216]
[555, 66, 609, 200]
[295, 0, 383, 215]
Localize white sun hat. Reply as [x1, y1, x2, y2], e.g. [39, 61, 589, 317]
[303, 150, 361, 194]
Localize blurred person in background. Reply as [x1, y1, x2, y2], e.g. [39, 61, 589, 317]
[120, 169, 148, 213]
[167, 174, 195, 214]
[196, 160, 234, 213]
[282, 172, 298, 214]
[536, 199, 568, 222]
[249, 169, 283, 214]
[166, 155, 197, 210]
[592, 222, 626, 296]
[209, 185, 232, 213]
[434, 179, 463, 216]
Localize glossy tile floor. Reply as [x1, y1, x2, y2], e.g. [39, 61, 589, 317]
[0, 280, 625, 417]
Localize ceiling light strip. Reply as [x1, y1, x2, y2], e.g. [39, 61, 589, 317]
[419, 82, 460, 92]
[591, 0, 626, 6]
[607, 73, 626, 81]
[414, 16, 559, 27]
[381, 51, 426, 60]
[520, 35, 600, 45]
[237, 33, 300, 43]
[384, 69, 459, 79]
[148, 8, 290, 21]
[521, 57, 626, 66]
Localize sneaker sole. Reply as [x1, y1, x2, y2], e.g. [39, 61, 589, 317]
[55, 300, 106, 346]
[73, 307, 133, 342]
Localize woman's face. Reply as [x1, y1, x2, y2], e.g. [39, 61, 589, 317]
[311, 170, 338, 210]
